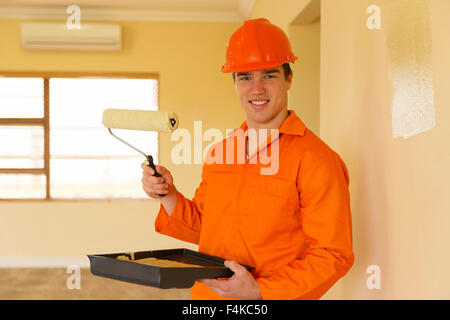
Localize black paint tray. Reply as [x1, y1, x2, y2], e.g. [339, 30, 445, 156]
[88, 248, 254, 289]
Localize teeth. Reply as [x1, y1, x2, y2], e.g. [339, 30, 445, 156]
[251, 100, 268, 105]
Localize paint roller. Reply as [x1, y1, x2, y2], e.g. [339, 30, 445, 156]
[102, 108, 179, 197]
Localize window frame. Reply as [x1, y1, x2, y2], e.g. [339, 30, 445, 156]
[0, 71, 159, 201]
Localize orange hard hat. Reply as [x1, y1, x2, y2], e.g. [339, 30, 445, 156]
[221, 18, 298, 73]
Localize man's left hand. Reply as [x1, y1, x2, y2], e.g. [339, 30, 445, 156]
[198, 260, 262, 300]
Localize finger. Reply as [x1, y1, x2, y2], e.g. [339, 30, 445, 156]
[151, 184, 169, 194]
[144, 185, 167, 197]
[224, 260, 246, 276]
[198, 280, 226, 297]
[142, 176, 168, 187]
[156, 165, 174, 179]
[146, 192, 160, 199]
[154, 165, 170, 177]
[142, 163, 167, 177]
[141, 162, 155, 175]
[142, 180, 167, 195]
[155, 165, 165, 174]
[198, 278, 228, 291]
[143, 188, 160, 199]
[145, 165, 173, 183]
[143, 175, 166, 185]
[143, 181, 168, 193]
[150, 167, 170, 183]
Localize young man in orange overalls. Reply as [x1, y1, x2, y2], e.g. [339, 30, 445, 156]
[141, 18, 354, 300]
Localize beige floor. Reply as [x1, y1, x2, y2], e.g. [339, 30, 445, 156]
[0, 268, 191, 300]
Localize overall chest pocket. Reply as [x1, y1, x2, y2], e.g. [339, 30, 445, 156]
[203, 166, 241, 226]
[237, 173, 299, 242]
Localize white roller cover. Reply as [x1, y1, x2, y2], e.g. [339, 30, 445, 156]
[102, 108, 178, 132]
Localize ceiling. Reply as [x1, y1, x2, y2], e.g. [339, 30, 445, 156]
[0, 0, 255, 21]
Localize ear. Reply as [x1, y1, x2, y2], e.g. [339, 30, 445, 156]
[286, 70, 293, 90]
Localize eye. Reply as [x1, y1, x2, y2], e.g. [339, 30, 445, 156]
[239, 76, 250, 81]
[264, 74, 276, 79]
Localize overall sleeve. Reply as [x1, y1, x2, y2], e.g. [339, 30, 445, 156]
[154, 164, 210, 245]
[256, 150, 354, 300]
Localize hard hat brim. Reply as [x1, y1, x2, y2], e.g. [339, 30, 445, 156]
[221, 55, 298, 73]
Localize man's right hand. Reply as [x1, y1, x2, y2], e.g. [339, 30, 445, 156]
[141, 163, 176, 200]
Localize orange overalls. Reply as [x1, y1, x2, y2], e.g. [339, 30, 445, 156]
[155, 110, 354, 299]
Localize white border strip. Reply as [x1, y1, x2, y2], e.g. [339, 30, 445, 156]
[0, 256, 90, 268]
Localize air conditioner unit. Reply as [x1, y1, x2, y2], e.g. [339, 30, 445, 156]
[20, 22, 121, 51]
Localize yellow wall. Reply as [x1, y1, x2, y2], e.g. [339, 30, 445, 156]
[0, 20, 240, 256]
[250, 0, 312, 31]
[288, 20, 320, 135]
[320, 0, 450, 299]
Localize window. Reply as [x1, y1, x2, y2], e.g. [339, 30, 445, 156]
[0, 73, 159, 200]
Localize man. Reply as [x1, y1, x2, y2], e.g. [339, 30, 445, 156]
[141, 18, 354, 300]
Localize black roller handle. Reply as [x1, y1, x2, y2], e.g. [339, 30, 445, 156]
[145, 155, 165, 197]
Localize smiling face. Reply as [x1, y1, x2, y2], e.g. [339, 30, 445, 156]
[234, 65, 292, 130]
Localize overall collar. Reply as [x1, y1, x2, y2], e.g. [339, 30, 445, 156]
[226, 110, 307, 161]
[229, 109, 307, 137]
